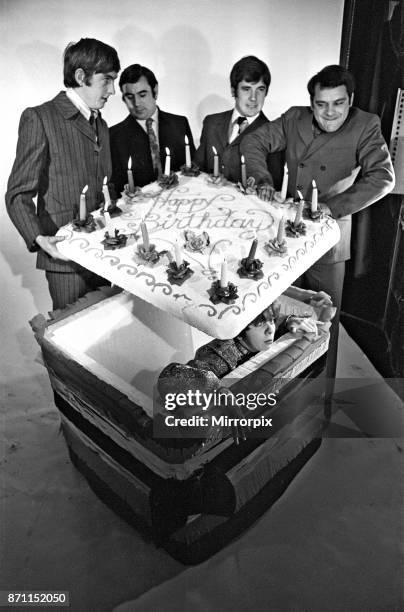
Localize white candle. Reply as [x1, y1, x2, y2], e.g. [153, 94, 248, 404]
[220, 257, 228, 288]
[311, 179, 318, 212]
[212, 146, 219, 177]
[184, 135, 191, 168]
[102, 176, 111, 212]
[241, 154, 247, 187]
[164, 147, 171, 176]
[79, 185, 88, 221]
[127, 157, 135, 193]
[140, 219, 150, 250]
[277, 215, 285, 243]
[280, 163, 289, 200]
[104, 211, 112, 229]
[294, 201, 304, 226]
[174, 240, 182, 267]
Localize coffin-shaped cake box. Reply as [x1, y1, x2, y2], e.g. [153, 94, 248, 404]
[31, 283, 330, 564]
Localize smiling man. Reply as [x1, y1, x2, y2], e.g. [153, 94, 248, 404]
[193, 56, 280, 184]
[6, 38, 120, 309]
[241, 64, 395, 378]
[109, 64, 195, 193]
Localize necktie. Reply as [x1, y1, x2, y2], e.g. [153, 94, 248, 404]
[146, 117, 162, 177]
[229, 116, 248, 143]
[236, 116, 248, 135]
[89, 111, 99, 144]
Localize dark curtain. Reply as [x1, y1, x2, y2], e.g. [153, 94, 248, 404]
[340, 0, 404, 376]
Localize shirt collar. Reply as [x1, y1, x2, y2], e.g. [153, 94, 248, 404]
[136, 107, 159, 130]
[231, 108, 259, 126]
[66, 88, 96, 121]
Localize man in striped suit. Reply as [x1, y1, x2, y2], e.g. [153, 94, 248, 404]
[6, 38, 120, 310]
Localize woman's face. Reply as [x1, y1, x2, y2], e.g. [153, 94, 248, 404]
[244, 318, 276, 352]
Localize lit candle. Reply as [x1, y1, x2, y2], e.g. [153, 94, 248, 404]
[311, 179, 318, 213]
[140, 218, 150, 251]
[277, 215, 285, 244]
[280, 163, 289, 200]
[241, 154, 247, 187]
[102, 176, 111, 212]
[127, 157, 135, 193]
[174, 240, 182, 268]
[79, 185, 88, 221]
[184, 135, 191, 168]
[164, 147, 171, 176]
[212, 146, 219, 177]
[247, 238, 258, 263]
[220, 257, 228, 288]
[294, 201, 304, 226]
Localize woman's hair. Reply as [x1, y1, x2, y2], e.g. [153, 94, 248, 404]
[239, 300, 280, 338]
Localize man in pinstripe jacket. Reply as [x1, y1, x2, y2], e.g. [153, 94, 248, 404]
[6, 38, 120, 310]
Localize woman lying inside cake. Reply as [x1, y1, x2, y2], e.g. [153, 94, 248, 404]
[157, 287, 335, 444]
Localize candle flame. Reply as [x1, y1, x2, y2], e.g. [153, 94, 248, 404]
[128, 157, 132, 170]
[212, 145, 217, 155]
[103, 176, 108, 185]
[241, 155, 245, 163]
[81, 184, 88, 194]
[165, 147, 170, 155]
[184, 135, 189, 145]
[312, 179, 317, 188]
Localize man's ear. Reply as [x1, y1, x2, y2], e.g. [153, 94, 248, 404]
[231, 87, 235, 98]
[153, 84, 159, 100]
[74, 68, 86, 87]
[349, 93, 354, 106]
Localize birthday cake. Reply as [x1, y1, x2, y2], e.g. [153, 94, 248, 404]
[56, 172, 340, 339]
[39, 173, 339, 562]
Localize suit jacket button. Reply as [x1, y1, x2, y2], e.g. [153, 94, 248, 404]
[320, 165, 326, 170]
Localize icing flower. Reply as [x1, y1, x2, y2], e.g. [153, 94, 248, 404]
[184, 230, 210, 253]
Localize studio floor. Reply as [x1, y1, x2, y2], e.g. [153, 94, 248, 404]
[1, 320, 403, 612]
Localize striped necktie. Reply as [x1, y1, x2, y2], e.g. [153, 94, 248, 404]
[236, 116, 248, 134]
[146, 117, 162, 177]
[229, 116, 248, 143]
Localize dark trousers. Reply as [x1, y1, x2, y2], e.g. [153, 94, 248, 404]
[294, 261, 346, 381]
[45, 269, 109, 311]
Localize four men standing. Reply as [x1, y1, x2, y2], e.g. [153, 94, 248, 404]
[6, 46, 395, 381]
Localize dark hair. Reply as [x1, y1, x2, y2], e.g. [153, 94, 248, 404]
[119, 64, 158, 93]
[307, 64, 355, 99]
[230, 56, 271, 93]
[63, 38, 120, 87]
[239, 301, 280, 339]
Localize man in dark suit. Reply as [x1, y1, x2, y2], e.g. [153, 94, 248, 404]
[110, 64, 195, 194]
[193, 56, 282, 185]
[6, 38, 120, 309]
[241, 64, 395, 378]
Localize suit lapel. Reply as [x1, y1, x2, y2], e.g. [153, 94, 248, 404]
[53, 91, 98, 144]
[230, 111, 268, 147]
[296, 107, 348, 159]
[216, 110, 232, 149]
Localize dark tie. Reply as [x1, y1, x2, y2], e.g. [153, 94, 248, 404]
[89, 111, 99, 143]
[146, 117, 162, 177]
[236, 116, 248, 135]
